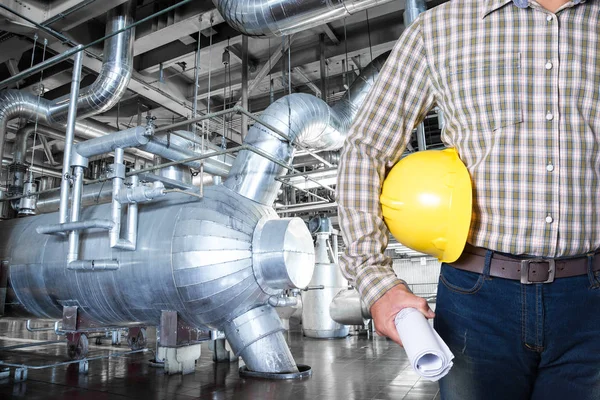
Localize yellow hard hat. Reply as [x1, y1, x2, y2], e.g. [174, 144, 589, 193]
[380, 148, 472, 263]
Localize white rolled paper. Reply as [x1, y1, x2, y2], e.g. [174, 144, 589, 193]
[394, 307, 454, 382]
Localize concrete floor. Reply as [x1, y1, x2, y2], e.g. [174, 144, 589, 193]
[0, 320, 441, 400]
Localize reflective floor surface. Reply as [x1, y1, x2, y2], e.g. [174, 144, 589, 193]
[0, 320, 440, 400]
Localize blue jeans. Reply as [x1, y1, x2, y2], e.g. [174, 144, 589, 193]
[434, 253, 600, 400]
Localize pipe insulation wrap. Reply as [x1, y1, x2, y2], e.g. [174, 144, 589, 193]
[0, 0, 135, 168]
[224, 51, 390, 205]
[214, 0, 396, 37]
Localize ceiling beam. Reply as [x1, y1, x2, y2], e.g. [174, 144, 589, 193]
[232, 34, 297, 108]
[292, 67, 321, 98]
[322, 24, 340, 45]
[134, 6, 223, 56]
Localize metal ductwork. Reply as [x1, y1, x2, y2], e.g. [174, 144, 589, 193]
[225, 51, 390, 205]
[214, 0, 396, 37]
[0, 0, 136, 168]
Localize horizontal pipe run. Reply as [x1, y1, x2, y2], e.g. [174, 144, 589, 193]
[67, 259, 120, 271]
[2, 144, 332, 205]
[0, 349, 146, 371]
[268, 296, 298, 308]
[73, 126, 150, 160]
[140, 138, 230, 177]
[280, 167, 339, 180]
[275, 179, 331, 203]
[276, 202, 339, 214]
[163, 188, 204, 200]
[136, 173, 194, 190]
[36, 219, 115, 235]
[26, 320, 55, 332]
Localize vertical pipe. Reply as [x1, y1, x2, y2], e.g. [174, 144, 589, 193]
[416, 123, 426, 151]
[67, 166, 85, 263]
[192, 22, 202, 139]
[110, 148, 125, 248]
[241, 35, 249, 140]
[125, 175, 139, 247]
[59, 51, 84, 224]
[332, 234, 339, 261]
[319, 34, 328, 102]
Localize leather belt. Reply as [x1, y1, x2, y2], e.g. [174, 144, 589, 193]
[449, 244, 600, 284]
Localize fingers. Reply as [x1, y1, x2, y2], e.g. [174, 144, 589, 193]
[405, 296, 435, 319]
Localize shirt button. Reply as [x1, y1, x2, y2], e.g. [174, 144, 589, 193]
[545, 61, 553, 70]
[547, 15, 553, 21]
[546, 163, 554, 172]
[546, 215, 554, 224]
[546, 112, 554, 121]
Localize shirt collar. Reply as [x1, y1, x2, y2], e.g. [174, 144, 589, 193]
[481, 0, 587, 18]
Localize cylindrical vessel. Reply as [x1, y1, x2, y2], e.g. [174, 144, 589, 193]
[1, 185, 314, 330]
[302, 233, 349, 338]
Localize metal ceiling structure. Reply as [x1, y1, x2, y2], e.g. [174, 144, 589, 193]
[0, 0, 446, 220]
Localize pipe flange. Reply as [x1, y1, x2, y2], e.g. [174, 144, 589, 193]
[239, 364, 312, 380]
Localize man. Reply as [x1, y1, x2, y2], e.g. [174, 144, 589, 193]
[337, 0, 600, 398]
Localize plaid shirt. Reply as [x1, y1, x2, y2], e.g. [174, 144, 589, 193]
[337, 0, 600, 309]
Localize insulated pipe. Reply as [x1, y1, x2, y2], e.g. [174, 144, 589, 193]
[214, 0, 396, 37]
[72, 126, 151, 165]
[329, 289, 371, 326]
[60, 50, 84, 224]
[225, 52, 389, 205]
[0, 1, 135, 176]
[36, 183, 113, 214]
[67, 166, 85, 262]
[47, 1, 136, 125]
[141, 138, 230, 177]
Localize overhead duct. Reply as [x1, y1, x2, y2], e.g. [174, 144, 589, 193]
[0, 0, 136, 168]
[225, 51, 390, 205]
[214, 0, 396, 37]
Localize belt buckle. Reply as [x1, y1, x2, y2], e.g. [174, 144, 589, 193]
[520, 259, 556, 284]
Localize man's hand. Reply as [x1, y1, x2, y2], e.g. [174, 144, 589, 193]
[370, 284, 435, 346]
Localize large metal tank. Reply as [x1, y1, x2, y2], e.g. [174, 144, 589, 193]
[302, 217, 349, 338]
[0, 185, 315, 373]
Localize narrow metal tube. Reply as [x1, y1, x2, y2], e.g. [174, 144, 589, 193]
[59, 51, 84, 224]
[192, 23, 202, 138]
[37, 219, 115, 234]
[110, 148, 125, 249]
[140, 138, 230, 177]
[67, 260, 120, 271]
[417, 123, 426, 151]
[241, 35, 249, 140]
[67, 166, 85, 263]
[320, 34, 328, 102]
[124, 175, 139, 248]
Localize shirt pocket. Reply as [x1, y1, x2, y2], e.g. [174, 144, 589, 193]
[444, 53, 523, 132]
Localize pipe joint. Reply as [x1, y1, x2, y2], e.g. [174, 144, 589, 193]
[118, 181, 165, 204]
[67, 259, 120, 271]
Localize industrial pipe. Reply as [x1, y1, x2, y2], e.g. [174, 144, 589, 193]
[225, 52, 390, 205]
[0, 1, 136, 176]
[214, 0, 396, 37]
[329, 289, 372, 326]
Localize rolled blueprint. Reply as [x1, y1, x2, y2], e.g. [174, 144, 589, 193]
[394, 308, 454, 381]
